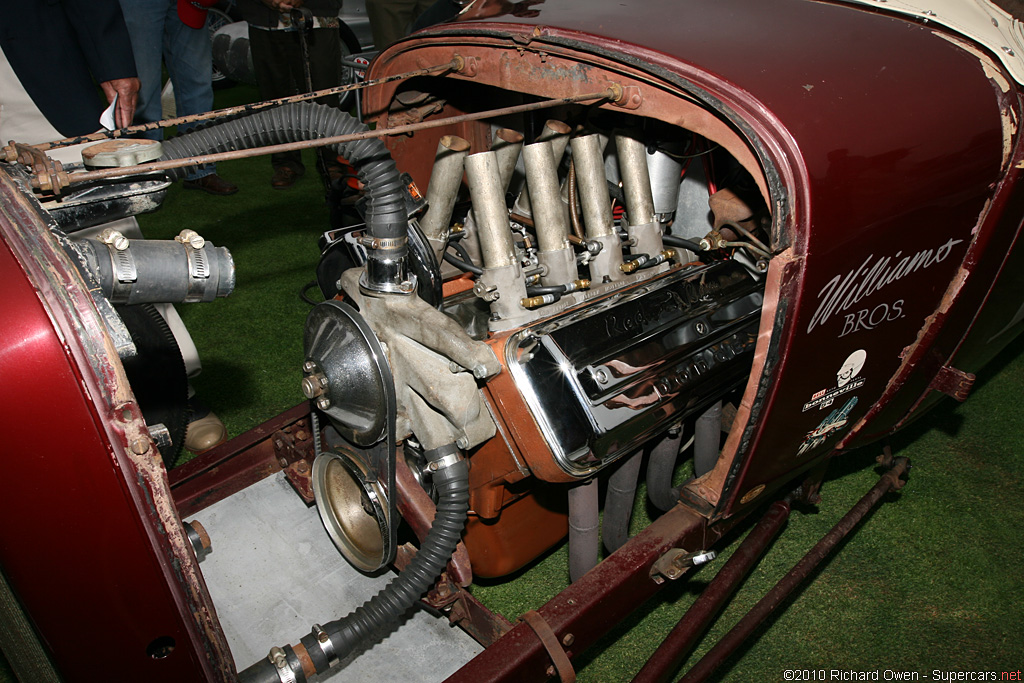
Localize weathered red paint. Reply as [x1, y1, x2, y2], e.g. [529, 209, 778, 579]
[0, 173, 233, 681]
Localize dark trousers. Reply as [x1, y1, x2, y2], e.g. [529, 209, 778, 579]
[248, 26, 343, 174]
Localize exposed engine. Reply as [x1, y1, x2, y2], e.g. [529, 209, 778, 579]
[300, 101, 771, 581]
[1, 46, 776, 679]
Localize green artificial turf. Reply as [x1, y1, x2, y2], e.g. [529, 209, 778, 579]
[2, 82, 1021, 682]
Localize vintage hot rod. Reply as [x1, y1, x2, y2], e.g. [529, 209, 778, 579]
[1, 0, 1022, 680]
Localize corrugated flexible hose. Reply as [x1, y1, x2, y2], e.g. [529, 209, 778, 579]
[239, 445, 469, 682]
[159, 102, 409, 277]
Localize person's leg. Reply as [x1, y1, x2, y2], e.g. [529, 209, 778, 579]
[305, 26, 346, 180]
[118, 0, 168, 141]
[162, 2, 221, 183]
[248, 27, 305, 178]
[366, 0, 419, 49]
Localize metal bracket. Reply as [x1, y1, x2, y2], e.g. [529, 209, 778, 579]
[650, 548, 716, 584]
[519, 610, 576, 683]
[611, 84, 643, 109]
[929, 365, 975, 402]
[272, 423, 316, 502]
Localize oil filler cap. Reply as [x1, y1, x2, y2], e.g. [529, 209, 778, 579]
[82, 139, 163, 168]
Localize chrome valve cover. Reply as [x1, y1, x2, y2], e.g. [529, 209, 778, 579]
[505, 261, 763, 477]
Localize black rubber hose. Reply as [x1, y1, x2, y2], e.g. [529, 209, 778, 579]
[240, 444, 471, 681]
[319, 446, 469, 659]
[448, 240, 478, 270]
[159, 102, 409, 279]
[526, 283, 567, 296]
[443, 251, 483, 275]
[662, 234, 704, 253]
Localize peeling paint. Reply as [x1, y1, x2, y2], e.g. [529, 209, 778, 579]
[935, 31, 1011, 92]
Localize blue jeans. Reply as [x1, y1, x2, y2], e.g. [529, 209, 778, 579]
[119, 0, 215, 181]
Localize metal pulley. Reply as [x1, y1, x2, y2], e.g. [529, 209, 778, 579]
[302, 300, 398, 571]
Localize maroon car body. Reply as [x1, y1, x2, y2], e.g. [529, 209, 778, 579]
[0, 0, 1020, 680]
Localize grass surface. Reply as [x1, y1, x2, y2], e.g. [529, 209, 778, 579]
[2, 82, 1022, 681]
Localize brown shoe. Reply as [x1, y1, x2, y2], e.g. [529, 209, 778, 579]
[271, 166, 300, 189]
[183, 173, 239, 196]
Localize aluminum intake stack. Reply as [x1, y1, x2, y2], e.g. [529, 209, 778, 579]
[571, 134, 624, 282]
[465, 150, 535, 331]
[418, 135, 470, 264]
[616, 132, 665, 257]
[523, 140, 577, 286]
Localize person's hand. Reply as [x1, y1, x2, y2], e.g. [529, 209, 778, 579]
[261, 0, 302, 11]
[99, 78, 140, 129]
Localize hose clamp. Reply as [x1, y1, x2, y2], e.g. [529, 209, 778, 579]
[426, 452, 463, 474]
[182, 244, 210, 303]
[357, 235, 407, 251]
[103, 237, 137, 304]
[311, 624, 339, 668]
[268, 646, 297, 683]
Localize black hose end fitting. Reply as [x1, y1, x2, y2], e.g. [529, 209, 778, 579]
[423, 442, 468, 487]
[237, 657, 284, 683]
[238, 645, 306, 683]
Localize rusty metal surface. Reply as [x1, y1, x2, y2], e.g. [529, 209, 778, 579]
[6, 59, 463, 160]
[446, 587, 514, 648]
[445, 503, 722, 683]
[633, 499, 792, 683]
[33, 88, 617, 195]
[169, 403, 313, 516]
[678, 458, 910, 683]
[364, 42, 772, 205]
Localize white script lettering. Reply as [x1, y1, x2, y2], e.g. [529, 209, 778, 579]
[807, 238, 963, 333]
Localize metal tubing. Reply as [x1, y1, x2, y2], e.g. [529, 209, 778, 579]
[617, 132, 665, 257]
[602, 449, 644, 553]
[523, 141, 569, 253]
[647, 430, 685, 512]
[420, 135, 471, 259]
[572, 134, 624, 280]
[514, 119, 572, 217]
[492, 128, 524, 193]
[524, 140, 577, 285]
[694, 401, 722, 477]
[632, 500, 792, 683]
[678, 458, 911, 683]
[568, 478, 600, 582]
[466, 151, 515, 269]
[616, 133, 656, 226]
[571, 134, 614, 239]
[647, 148, 684, 220]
